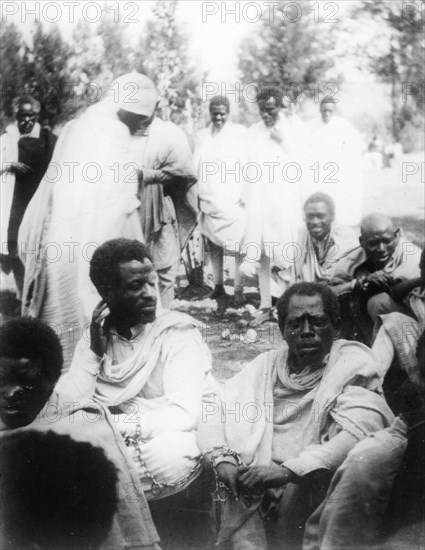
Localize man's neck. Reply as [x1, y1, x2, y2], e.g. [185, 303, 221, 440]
[110, 317, 146, 340]
[288, 354, 326, 375]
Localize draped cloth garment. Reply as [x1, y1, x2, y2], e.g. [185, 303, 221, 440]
[201, 340, 393, 543]
[195, 122, 247, 252]
[18, 101, 144, 369]
[308, 116, 364, 227]
[244, 113, 307, 268]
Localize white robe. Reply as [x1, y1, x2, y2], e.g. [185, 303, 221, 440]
[195, 122, 247, 252]
[308, 116, 364, 226]
[244, 112, 306, 267]
[18, 102, 144, 370]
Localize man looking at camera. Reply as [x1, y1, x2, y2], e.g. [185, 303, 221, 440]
[198, 282, 392, 550]
[241, 85, 307, 325]
[56, 238, 217, 501]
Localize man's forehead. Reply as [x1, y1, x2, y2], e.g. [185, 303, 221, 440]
[287, 294, 325, 315]
[363, 227, 395, 241]
[17, 104, 36, 114]
[305, 201, 329, 215]
[119, 259, 154, 275]
[0, 356, 40, 375]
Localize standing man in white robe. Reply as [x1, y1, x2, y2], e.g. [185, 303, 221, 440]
[195, 95, 247, 303]
[241, 85, 307, 324]
[19, 74, 156, 369]
[308, 97, 364, 227]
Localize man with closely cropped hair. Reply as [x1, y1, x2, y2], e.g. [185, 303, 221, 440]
[198, 282, 393, 549]
[0, 315, 161, 550]
[56, 238, 217, 501]
[271, 192, 357, 297]
[329, 212, 420, 344]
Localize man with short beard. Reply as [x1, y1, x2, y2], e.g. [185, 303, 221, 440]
[198, 282, 392, 550]
[56, 238, 217, 501]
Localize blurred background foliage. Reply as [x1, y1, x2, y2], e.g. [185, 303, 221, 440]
[0, 0, 423, 151]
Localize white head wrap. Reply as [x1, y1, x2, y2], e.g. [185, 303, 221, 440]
[108, 73, 158, 116]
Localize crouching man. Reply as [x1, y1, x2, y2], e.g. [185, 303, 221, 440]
[197, 282, 393, 550]
[56, 238, 217, 500]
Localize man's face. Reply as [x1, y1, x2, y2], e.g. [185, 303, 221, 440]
[106, 259, 158, 326]
[320, 102, 335, 124]
[117, 109, 153, 136]
[305, 201, 334, 241]
[16, 103, 38, 135]
[0, 357, 53, 429]
[360, 227, 399, 268]
[283, 294, 335, 370]
[210, 104, 229, 130]
[258, 100, 280, 127]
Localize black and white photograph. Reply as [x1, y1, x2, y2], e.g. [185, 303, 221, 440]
[0, 1, 424, 549]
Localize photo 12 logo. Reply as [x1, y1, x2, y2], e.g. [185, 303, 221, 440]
[1, 1, 141, 24]
[201, 1, 339, 24]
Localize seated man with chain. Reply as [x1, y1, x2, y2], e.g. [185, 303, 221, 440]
[198, 282, 393, 550]
[56, 238, 217, 501]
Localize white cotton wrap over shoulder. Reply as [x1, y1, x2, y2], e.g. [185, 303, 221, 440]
[19, 100, 144, 369]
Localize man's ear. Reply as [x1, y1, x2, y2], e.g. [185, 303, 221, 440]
[359, 235, 364, 247]
[394, 228, 401, 239]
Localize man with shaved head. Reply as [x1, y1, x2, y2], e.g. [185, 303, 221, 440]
[329, 212, 421, 344]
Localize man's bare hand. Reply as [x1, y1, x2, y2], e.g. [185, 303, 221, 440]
[216, 462, 238, 498]
[237, 464, 294, 493]
[9, 162, 32, 176]
[364, 271, 392, 291]
[90, 300, 110, 358]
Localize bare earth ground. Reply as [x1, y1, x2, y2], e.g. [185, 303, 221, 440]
[0, 156, 424, 550]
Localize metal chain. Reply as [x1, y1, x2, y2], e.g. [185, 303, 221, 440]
[125, 424, 202, 498]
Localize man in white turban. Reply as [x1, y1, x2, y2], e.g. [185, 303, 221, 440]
[19, 73, 197, 370]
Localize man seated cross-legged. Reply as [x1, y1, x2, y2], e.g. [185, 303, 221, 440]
[56, 238, 217, 501]
[197, 282, 393, 550]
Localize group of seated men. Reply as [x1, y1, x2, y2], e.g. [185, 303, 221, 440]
[0, 227, 424, 550]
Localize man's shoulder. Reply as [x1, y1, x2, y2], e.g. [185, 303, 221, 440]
[332, 245, 366, 277]
[154, 310, 200, 333]
[322, 339, 380, 390]
[326, 339, 378, 379]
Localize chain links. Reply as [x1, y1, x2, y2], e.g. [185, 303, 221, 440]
[125, 424, 202, 498]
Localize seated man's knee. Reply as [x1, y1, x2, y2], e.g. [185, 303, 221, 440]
[367, 293, 394, 321]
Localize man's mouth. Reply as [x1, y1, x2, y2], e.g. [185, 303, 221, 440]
[3, 404, 26, 416]
[139, 303, 156, 314]
[299, 342, 320, 352]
